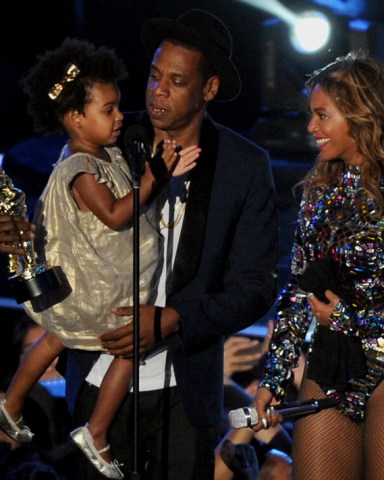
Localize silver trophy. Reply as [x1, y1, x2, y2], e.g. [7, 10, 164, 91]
[0, 167, 62, 303]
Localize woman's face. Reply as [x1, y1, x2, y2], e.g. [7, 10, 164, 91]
[307, 84, 363, 165]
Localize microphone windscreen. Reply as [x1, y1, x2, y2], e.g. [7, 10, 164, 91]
[229, 406, 258, 429]
[124, 124, 149, 151]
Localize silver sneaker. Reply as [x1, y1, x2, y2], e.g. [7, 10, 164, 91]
[70, 425, 124, 479]
[0, 398, 34, 443]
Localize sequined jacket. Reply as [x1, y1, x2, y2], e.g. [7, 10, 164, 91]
[260, 165, 384, 421]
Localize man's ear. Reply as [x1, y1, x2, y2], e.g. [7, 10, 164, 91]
[203, 76, 220, 102]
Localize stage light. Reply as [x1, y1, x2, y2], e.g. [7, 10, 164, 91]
[237, 0, 332, 54]
[290, 10, 332, 54]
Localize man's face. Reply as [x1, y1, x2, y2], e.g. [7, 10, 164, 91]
[146, 40, 210, 136]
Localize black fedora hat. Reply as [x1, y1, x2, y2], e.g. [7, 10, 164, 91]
[141, 9, 241, 102]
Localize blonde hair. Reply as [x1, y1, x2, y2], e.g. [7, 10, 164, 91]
[301, 51, 384, 214]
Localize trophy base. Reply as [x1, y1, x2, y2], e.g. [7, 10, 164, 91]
[8, 266, 64, 304]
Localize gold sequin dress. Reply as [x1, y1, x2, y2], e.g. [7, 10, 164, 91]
[23, 145, 159, 350]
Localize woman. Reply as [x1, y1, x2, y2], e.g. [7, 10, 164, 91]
[253, 52, 384, 480]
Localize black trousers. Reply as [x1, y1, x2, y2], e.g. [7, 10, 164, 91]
[72, 382, 215, 480]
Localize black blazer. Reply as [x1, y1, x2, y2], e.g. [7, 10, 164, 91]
[64, 112, 279, 428]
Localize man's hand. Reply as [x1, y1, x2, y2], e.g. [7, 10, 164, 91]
[0, 215, 34, 255]
[100, 305, 180, 357]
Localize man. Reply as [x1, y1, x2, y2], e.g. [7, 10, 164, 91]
[9, 9, 279, 479]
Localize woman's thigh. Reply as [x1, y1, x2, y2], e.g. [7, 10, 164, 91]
[292, 377, 363, 480]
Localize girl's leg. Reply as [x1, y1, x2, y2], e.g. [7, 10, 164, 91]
[86, 357, 133, 461]
[292, 376, 363, 480]
[4, 331, 65, 421]
[364, 378, 384, 480]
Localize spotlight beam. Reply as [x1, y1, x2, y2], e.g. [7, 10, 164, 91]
[237, 0, 332, 54]
[237, 0, 296, 25]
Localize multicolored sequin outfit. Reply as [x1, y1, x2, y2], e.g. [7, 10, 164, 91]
[260, 165, 384, 423]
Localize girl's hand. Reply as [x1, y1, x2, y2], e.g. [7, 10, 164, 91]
[149, 141, 199, 180]
[159, 139, 178, 172]
[172, 145, 200, 177]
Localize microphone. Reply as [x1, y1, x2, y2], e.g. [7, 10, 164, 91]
[228, 397, 340, 429]
[123, 124, 151, 180]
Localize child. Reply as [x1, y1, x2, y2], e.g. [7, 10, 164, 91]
[0, 38, 199, 479]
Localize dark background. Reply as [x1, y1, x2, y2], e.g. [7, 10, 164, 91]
[1, 0, 384, 376]
[2, 0, 384, 151]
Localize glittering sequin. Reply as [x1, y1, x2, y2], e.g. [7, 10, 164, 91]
[260, 165, 384, 422]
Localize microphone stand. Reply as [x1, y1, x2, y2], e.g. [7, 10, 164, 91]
[130, 167, 141, 480]
[124, 129, 149, 479]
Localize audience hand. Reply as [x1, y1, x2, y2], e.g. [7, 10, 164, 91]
[223, 320, 273, 383]
[223, 336, 262, 381]
[219, 439, 259, 480]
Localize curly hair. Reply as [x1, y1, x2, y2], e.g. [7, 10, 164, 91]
[301, 51, 384, 214]
[20, 37, 128, 134]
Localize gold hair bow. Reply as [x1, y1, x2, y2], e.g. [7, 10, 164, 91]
[48, 63, 80, 100]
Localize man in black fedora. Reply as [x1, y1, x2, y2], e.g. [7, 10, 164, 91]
[61, 8, 279, 479]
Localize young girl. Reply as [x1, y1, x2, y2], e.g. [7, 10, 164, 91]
[0, 38, 199, 479]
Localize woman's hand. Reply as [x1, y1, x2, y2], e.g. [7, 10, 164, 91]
[251, 387, 282, 432]
[306, 290, 340, 326]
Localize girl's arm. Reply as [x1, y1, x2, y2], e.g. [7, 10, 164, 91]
[71, 142, 200, 230]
